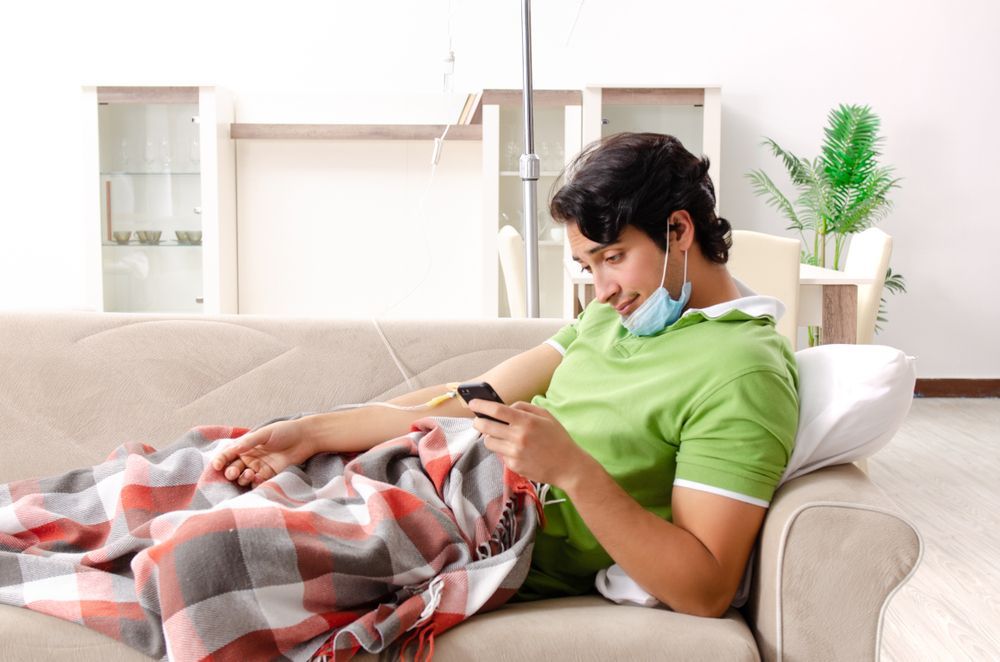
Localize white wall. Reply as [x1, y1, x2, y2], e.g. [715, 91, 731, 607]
[1, 0, 997, 376]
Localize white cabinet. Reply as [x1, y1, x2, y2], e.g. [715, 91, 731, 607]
[583, 86, 721, 205]
[81, 86, 237, 314]
[564, 86, 722, 314]
[483, 86, 721, 319]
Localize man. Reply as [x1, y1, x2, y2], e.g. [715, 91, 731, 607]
[214, 132, 798, 616]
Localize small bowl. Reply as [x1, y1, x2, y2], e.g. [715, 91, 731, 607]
[136, 231, 162, 245]
[184, 230, 202, 245]
[175, 231, 190, 244]
[112, 231, 132, 245]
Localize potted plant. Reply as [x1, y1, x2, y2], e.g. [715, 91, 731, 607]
[746, 103, 906, 345]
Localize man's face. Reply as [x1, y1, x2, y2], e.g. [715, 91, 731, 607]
[568, 222, 681, 318]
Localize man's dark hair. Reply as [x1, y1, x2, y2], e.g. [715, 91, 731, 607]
[549, 132, 732, 263]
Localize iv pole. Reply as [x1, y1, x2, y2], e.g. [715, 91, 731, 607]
[520, 0, 540, 317]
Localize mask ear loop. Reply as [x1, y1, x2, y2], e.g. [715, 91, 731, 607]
[672, 221, 689, 285]
[659, 227, 671, 288]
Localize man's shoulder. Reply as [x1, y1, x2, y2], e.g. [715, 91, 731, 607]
[682, 317, 796, 380]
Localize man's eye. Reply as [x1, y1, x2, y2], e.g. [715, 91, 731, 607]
[606, 254, 622, 264]
[580, 265, 592, 274]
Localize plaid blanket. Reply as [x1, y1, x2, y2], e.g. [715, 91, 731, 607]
[0, 416, 541, 661]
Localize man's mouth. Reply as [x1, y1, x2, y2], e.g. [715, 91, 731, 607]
[616, 296, 638, 316]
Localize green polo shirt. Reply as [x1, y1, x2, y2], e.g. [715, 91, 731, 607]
[517, 293, 799, 599]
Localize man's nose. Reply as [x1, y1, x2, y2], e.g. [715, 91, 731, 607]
[594, 273, 620, 304]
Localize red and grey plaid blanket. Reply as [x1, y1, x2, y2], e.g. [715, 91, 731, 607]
[0, 416, 540, 661]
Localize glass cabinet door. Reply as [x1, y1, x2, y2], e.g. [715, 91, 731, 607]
[595, 87, 722, 207]
[97, 89, 203, 313]
[497, 103, 567, 317]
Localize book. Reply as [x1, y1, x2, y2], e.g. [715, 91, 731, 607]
[456, 93, 475, 125]
[455, 91, 484, 125]
[463, 91, 483, 124]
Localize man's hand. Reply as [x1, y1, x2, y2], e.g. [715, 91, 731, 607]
[211, 419, 318, 488]
[468, 399, 597, 488]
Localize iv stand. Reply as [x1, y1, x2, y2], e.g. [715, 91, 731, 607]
[520, 0, 540, 317]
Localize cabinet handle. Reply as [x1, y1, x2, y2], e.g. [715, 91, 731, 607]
[196, 297, 204, 304]
[194, 207, 202, 215]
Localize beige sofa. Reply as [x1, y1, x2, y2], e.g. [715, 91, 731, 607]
[0, 312, 921, 661]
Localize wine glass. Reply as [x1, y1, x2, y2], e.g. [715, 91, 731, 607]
[160, 138, 171, 171]
[119, 138, 130, 172]
[144, 140, 156, 171]
[504, 141, 518, 171]
[189, 138, 200, 169]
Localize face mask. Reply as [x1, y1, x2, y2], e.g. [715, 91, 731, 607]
[621, 231, 691, 336]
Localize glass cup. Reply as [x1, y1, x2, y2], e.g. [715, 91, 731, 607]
[505, 141, 518, 171]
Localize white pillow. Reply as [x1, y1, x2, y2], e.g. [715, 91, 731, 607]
[782, 343, 916, 482]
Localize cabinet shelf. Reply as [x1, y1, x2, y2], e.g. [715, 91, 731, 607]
[102, 241, 203, 247]
[499, 170, 563, 177]
[101, 171, 200, 176]
[230, 124, 482, 141]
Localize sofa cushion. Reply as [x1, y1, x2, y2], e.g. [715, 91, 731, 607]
[1, 597, 760, 662]
[0, 313, 564, 483]
[414, 596, 760, 662]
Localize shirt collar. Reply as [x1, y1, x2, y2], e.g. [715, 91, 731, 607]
[668, 278, 786, 331]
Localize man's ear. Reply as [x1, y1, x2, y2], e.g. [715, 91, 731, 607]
[669, 211, 696, 251]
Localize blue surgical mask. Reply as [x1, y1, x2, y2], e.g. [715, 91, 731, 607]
[621, 233, 691, 336]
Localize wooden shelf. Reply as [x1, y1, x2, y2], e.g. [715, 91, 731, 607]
[601, 87, 705, 106]
[97, 86, 199, 104]
[229, 90, 589, 140]
[471, 89, 583, 124]
[230, 124, 482, 141]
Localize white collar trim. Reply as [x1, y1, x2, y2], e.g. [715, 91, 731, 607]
[682, 278, 786, 321]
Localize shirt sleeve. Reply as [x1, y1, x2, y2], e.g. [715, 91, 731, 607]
[673, 368, 799, 506]
[545, 308, 586, 356]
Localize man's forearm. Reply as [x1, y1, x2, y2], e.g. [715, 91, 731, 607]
[300, 383, 474, 454]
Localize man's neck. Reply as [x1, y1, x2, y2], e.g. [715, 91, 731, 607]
[686, 261, 741, 310]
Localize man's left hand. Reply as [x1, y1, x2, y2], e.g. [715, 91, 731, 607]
[468, 399, 596, 489]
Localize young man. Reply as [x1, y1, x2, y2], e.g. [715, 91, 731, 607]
[213, 133, 798, 617]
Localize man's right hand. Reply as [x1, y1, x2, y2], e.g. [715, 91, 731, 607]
[211, 419, 318, 488]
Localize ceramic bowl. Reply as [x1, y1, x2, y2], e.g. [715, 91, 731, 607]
[112, 231, 132, 245]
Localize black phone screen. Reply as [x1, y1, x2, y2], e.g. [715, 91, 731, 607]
[457, 381, 507, 424]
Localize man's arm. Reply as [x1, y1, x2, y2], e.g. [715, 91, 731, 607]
[214, 342, 564, 486]
[563, 464, 765, 617]
[304, 341, 564, 453]
[467, 398, 769, 617]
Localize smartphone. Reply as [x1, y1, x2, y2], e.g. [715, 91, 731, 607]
[457, 381, 508, 424]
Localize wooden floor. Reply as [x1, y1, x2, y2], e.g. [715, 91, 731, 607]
[868, 398, 1000, 661]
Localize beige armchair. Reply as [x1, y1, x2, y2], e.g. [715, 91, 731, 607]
[844, 228, 893, 344]
[497, 224, 526, 318]
[728, 230, 801, 349]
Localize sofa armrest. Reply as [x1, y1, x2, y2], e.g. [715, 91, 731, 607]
[746, 463, 922, 662]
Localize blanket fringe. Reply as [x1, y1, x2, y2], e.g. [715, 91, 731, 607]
[505, 468, 548, 529]
[398, 622, 436, 662]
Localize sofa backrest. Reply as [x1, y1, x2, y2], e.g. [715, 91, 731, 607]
[0, 312, 565, 482]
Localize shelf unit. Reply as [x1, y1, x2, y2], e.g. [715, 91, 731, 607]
[82, 85, 237, 314]
[230, 123, 481, 141]
[481, 89, 583, 319]
[155, 86, 719, 320]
